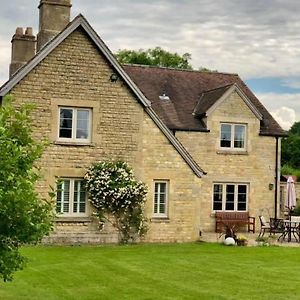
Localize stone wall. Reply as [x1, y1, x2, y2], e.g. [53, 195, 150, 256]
[9, 27, 202, 244]
[175, 90, 278, 233]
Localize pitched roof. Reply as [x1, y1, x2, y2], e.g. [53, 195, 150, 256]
[193, 84, 233, 117]
[195, 83, 263, 120]
[0, 14, 205, 178]
[123, 64, 287, 136]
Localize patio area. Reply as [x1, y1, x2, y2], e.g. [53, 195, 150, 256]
[200, 231, 300, 247]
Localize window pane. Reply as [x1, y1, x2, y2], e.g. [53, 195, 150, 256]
[234, 125, 245, 148]
[160, 183, 166, 194]
[159, 201, 166, 214]
[237, 185, 247, 211]
[225, 185, 234, 210]
[238, 202, 247, 211]
[76, 110, 89, 139]
[56, 182, 62, 213]
[220, 124, 231, 148]
[63, 180, 70, 213]
[56, 180, 70, 213]
[59, 109, 73, 138]
[154, 182, 167, 215]
[73, 180, 86, 213]
[213, 184, 222, 210]
[154, 188, 159, 214]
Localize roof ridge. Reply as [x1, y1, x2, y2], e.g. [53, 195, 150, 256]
[202, 84, 234, 94]
[122, 63, 238, 76]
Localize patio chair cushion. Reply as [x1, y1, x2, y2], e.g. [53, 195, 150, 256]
[260, 215, 268, 226]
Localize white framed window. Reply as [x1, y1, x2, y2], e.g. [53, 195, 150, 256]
[56, 179, 87, 216]
[213, 183, 248, 211]
[58, 107, 91, 143]
[153, 181, 169, 217]
[220, 123, 246, 150]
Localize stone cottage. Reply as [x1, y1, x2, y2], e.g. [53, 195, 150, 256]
[0, 0, 286, 243]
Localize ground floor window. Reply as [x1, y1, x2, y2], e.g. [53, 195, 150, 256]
[56, 179, 87, 216]
[213, 183, 248, 211]
[153, 181, 169, 217]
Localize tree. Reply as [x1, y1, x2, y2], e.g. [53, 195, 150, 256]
[281, 121, 300, 169]
[0, 95, 53, 281]
[84, 161, 148, 244]
[289, 121, 300, 136]
[115, 47, 193, 69]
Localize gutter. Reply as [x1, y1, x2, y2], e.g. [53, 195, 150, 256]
[274, 136, 279, 218]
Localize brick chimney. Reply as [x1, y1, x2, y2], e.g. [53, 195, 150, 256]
[9, 27, 36, 77]
[37, 0, 72, 51]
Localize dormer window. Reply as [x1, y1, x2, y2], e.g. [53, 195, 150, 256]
[220, 123, 246, 150]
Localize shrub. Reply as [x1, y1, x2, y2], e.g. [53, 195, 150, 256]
[84, 161, 148, 243]
[0, 95, 53, 281]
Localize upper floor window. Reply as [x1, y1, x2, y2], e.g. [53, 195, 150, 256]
[220, 123, 246, 150]
[58, 107, 91, 143]
[56, 179, 87, 216]
[213, 183, 248, 211]
[153, 181, 169, 218]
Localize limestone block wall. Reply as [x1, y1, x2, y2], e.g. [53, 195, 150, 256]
[141, 113, 202, 242]
[175, 90, 278, 233]
[8, 27, 202, 243]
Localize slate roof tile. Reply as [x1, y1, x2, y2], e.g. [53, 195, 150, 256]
[123, 64, 287, 136]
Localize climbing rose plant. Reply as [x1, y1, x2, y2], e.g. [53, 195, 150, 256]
[84, 161, 148, 243]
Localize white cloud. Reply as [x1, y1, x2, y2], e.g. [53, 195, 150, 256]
[1, 0, 300, 82]
[271, 107, 296, 130]
[281, 78, 300, 89]
[256, 92, 300, 130]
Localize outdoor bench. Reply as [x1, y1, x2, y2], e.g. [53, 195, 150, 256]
[215, 211, 255, 233]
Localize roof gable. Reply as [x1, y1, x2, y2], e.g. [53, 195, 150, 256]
[194, 83, 263, 120]
[0, 14, 204, 178]
[0, 14, 151, 107]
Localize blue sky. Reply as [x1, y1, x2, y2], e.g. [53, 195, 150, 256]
[247, 78, 300, 94]
[1, 0, 300, 130]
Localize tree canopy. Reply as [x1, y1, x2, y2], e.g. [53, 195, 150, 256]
[0, 95, 53, 281]
[281, 121, 300, 172]
[115, 47, 193, 69]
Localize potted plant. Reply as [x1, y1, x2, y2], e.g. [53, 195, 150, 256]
[236, 235, 248, 246]
[292, 202, 300, 216]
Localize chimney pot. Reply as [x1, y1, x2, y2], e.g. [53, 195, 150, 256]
[15, 27, 24, 36]
[25, 27, 33, 36]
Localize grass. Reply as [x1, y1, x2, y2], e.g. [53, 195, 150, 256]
[0, 243, 299, 300]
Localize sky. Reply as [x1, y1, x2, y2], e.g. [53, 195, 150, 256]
[1, 0, 300, 130]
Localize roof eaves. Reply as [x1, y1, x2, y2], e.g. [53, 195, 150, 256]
[259, 131, 288, 137]
[233, 84, 263, 120]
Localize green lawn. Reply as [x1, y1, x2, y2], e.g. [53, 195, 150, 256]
[0, 243, 299, 300]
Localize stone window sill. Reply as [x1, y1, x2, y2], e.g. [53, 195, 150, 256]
[53, 141, 95, 147]
[55, 217, 91, 223]
[216, 150, 248, 155]
[150, 217, 170, 223]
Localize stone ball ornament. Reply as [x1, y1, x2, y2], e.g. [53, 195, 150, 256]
[224, 237, 236, 246]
